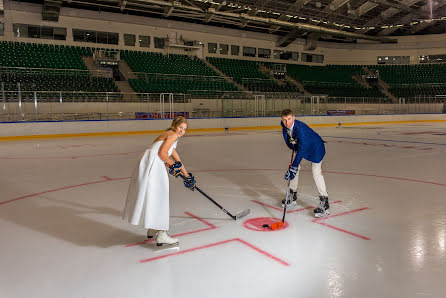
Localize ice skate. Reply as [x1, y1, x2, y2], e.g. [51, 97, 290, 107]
[146, 229, 159, 239]
[282, 189, 297, 208]
[156, 231, 179, 246]
[314, 196, 330, 218]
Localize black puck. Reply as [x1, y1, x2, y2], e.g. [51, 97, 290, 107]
[262, 224, 269, 228]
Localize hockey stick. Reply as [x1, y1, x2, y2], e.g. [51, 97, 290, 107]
[270, 150, 295, 230]
[179, 173, 250, 220]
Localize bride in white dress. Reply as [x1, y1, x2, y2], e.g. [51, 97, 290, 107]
[123, 116, 196, 246]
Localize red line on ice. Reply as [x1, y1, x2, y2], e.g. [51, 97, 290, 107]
[251, 199, 342, 213]
[323, 171, 446, 187]
[193, 169, 446, 187]
[0, 151, 139, 160]
[0, 176, 130, 206]
[125, 211, 216, 247]
[2, 167, 444, 207]
[139, 238, 290, 266]
[312, 207, 370, 240]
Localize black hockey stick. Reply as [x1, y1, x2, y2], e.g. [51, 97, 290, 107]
[270, 150, 295, 230]
[179, 173, 250, 220]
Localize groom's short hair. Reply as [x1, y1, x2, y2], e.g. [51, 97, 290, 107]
[281, 109, 293, 117]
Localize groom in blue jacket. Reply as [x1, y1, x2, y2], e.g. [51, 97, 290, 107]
[281, 109, 330, 217]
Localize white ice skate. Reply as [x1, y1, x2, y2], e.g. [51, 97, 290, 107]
[146, 229, 159, 239]
[314, 196, 330, 218]
[281, 189, 297, 208]
[156, 231, 179, 246]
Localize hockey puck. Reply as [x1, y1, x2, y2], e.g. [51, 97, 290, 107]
[262, 224, 269, 228]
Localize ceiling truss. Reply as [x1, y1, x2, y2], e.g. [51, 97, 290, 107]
[46, 0, 446, 44]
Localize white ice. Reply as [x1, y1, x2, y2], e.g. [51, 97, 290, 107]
[1, 122, 445, 298]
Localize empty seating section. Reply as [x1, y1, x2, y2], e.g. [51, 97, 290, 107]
[0, 41, 118, 97]
[3, 41, 446, 99]
[129, 76, 238, 95]
[304, 83, 384, 97]
[371, 64, 446, 98]
[2, 72, 117, 92]
[207, 57, 269, 83]
[122, 51, 238, 95]
[207, 57, 299, 93]
[388, 85, 446, 98]
[122, 51, 216, 76]
[373, 64, 446, 84]
[0, 41, 90, 69]
[287, 64, 364, 84]
[242, 80, 300, 93]
[286, 64, 383, 97]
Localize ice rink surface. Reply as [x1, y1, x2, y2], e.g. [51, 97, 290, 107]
[1, 121, 445, 298]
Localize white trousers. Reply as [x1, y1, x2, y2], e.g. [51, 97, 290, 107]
[289, 161, 328, 197]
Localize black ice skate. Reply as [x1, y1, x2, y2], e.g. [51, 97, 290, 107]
[314, 196, 330, 218]
[282, 190, 297, 208]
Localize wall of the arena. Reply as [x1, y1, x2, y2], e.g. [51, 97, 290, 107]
[3, 1, 446, 66]
[1, 114, 445, 139]
[3, 101, 445, 119]
[322, 35, 446, 65]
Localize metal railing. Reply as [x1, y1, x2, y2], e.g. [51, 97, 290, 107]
[134, 72, 232, 82]
[0, 66, 106, 77]
[1, 88, 444, 122]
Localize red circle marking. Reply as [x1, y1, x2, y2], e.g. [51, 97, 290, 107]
[243, 217, 289, 232]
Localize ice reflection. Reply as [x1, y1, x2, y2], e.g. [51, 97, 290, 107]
[409, 226, 425, 271]
[375, 255, 384, 272]
[437, 228, 445, 256]
[327, 269, 344, 297]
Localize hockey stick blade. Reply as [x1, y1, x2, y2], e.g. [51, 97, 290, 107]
[177, 173, 247, 220]
[235, 209, 250, 220]
[270, 220, 283, 230]
[270, 150, 295, 230]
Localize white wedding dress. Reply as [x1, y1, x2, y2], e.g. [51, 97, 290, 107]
[122, 139, 177, 230]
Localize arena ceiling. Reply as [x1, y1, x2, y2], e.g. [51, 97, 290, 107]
[23, 0, 446, 44]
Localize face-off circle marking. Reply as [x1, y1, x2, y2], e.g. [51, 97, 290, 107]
[243, 217, 289, 232]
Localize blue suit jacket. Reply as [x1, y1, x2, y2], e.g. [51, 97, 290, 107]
[281, 119, 326, 167]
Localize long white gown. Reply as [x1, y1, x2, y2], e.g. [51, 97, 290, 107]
[122, 139, 177, 230]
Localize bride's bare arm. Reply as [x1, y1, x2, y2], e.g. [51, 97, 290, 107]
[158, 135, 178, 166]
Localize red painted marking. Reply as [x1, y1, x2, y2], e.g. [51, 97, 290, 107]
[243, 217, 289, 232]
[1, 168, 444, 207]
[0, 151, 140, 160]
[312, 207, 370, 240]
[251, 199, 342, 214]
[314, 222, 371, 240]
[401, 131, 436, 135]
[125, 212, 216, 247]
[287, 200, 342, 213]
[0, 176, 130, 206]
[139, 238, 290, 266]
[331, 140, 433, 151]
[183, 132, 246, 138]
[251, 200, 282, 211]
[323, 171, 446, 187]
[184, 211, 216, 229]
[192, 169, 445, 187]
[313, 207, 369, 222]
[236, 238, 290, 266]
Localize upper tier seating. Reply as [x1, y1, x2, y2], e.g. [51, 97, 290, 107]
[121, 51, 216, 76]
[0, 41, 91, 69]
[286, 64, 384, 97]
[207, 57, 301, 93]
[128, 76, 238, 95]
[121, 51, 239, 95]
[369, 64, 446, 98]
[372, 64, 446, 84]
[0, 41, 118, 97]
